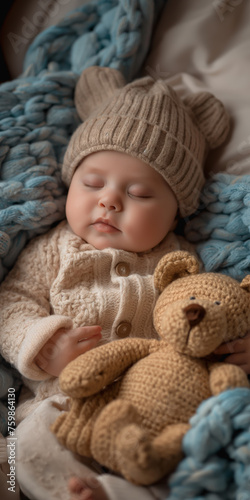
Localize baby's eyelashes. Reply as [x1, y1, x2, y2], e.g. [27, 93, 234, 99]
[128, 193, 152, 199]
[127, 186, 153, 199]
[82, 177, 153, 199]
[82, 174, 104, 189]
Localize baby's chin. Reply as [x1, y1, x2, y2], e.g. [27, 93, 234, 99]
[76, 228, 158, 252]
[83, 236, 144, 253]
[90, 241, 154, 253]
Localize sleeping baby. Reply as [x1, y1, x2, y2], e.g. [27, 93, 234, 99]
[0, 66, 230, 500]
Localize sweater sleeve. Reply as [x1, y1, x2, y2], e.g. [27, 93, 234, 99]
[0, 225, 73, 381]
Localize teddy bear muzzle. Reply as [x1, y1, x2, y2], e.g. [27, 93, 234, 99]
[158, 299, 227, 357]
[183, 303, 206, 327]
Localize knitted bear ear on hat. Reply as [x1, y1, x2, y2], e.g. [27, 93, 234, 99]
[154, 251, 200, 293]
[74, 66, 127, 121]
[184, 92, 230, 149]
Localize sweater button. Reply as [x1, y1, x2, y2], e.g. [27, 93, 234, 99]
[116, 322, 132, 338]
[115, 262, 130, 277]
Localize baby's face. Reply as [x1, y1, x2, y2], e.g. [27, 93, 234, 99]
[66, 151, 178, 252]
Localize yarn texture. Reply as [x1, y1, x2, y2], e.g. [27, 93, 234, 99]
[185, 173, 250, 281]
[0, 221, 185, 382]
[167, 388, 250, 500]
[62, 66, 230, 217]
[51, 250, 250, 486]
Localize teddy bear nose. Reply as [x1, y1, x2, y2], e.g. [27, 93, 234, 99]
[183, 304, 206, 326]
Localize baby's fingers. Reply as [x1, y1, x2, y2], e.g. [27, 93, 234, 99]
[223, 352, 250, 375]
[214, 338, 246, 355]
[75, 325, 102, 342]
[76, 334, 101, 355]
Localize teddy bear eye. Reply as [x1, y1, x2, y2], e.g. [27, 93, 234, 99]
[190, 296, 196, 300]
[215, 301, 221, 305]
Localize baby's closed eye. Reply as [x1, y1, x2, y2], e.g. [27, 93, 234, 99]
[128, 185, 153, 199]
[83, 174, 104, 189]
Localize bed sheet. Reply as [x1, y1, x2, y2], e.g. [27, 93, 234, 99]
[145, 0, 250, 178]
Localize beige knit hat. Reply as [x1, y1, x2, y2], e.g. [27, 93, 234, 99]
[62, 66, 230, 217]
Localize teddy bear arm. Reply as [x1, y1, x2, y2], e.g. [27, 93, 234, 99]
[59, 338, 156, 398]
[208, 362, 250, 396]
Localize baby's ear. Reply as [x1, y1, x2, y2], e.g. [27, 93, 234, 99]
[240, 275, 250, 293]
[74, 66, 126, 121]
[184, 91, 230, 149]
[154, 251, 200, 293]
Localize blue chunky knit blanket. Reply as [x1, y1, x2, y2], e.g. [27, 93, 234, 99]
[0, 1, 250, 498]
[185, 173, 250, 282]
[167, 388, 250, 499]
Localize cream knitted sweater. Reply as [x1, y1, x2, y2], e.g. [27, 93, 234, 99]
[0, 220, 193, 406]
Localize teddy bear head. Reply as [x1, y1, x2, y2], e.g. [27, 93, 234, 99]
[153, 251, 250, 357]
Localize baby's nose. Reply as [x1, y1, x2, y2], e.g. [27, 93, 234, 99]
[98, 193, 122, 211]
[183, 304, 206, 327]
[99, 201, 117, 211]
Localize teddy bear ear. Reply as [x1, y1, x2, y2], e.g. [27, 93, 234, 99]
[240, 275, 250, 293]
[74, 66, 126, 121]
[183, 91, 230, 149]
[154, 251, 200, 293]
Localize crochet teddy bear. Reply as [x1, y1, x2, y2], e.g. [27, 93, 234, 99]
[51, 251, 250, 485]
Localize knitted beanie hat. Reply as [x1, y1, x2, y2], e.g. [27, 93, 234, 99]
[62, 66, 230, 217]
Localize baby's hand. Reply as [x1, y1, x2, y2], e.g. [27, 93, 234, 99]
[214, 332, 250, 375]
[35, 326, 102, 377]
